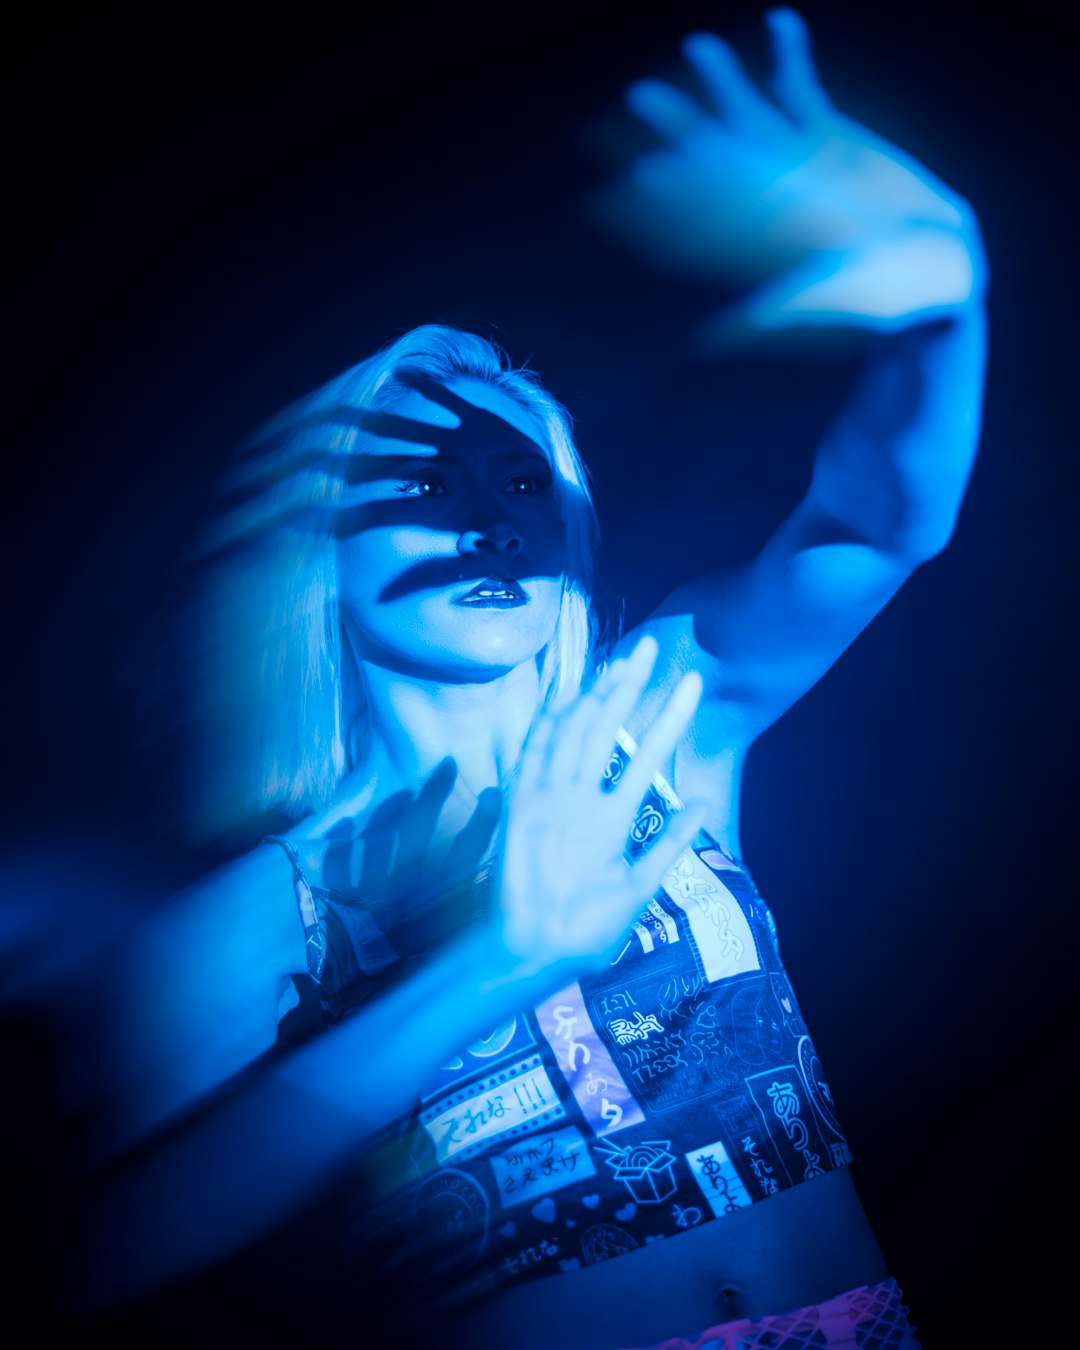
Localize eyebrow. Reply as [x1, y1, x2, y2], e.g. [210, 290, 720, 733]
[372, 447, 550, 471]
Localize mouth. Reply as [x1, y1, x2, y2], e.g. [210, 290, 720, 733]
[454, 577, 528, 607]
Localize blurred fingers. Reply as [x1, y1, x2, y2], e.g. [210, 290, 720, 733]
[766, 7, 833, 125]
[625, 77, 711, 141]
[681, 31, 789, 141]
[517, 703, 557, 792]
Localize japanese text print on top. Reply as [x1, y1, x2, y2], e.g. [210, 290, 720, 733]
[290, 730, 853, 1315]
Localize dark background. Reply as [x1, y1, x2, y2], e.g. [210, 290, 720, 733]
[5, 1, 1075, 1342]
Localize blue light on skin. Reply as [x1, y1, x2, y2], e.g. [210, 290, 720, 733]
[594, 8, 987, 346]
[333, 376, 571, 800]
[337, 377, 568, 683]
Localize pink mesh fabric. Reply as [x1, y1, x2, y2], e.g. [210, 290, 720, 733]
[619, 1278, 921, 1350]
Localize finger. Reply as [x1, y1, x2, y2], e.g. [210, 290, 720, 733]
[575, 664, 649, 784]
[616, 669, 703, 807]
[736, 231, 978, 331]
[557, 637, 659, 786]
[624, 78, 711, 142]
[632, 802, 709, 895]
[766, 7, 833, 126]
[517, 701, 559, 791]
[681, 31, 790, 142]
[539, 639, 654, 787]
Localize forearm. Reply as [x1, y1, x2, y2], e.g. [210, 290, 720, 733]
[809, 291, 989, 561]
[65, 919, 549, 1319]
[90, 841, 308, 1165]
[66, 643, 692, 1318]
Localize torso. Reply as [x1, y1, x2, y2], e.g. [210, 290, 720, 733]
[288, 636, 882, 1347]
[312, 776, 881, 1349]
[433, 1166, 887, 1349]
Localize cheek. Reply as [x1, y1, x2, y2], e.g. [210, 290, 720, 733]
[339, 527, 426, 588]
[523, 502, 568, 570]
[336, 538, 393, 632]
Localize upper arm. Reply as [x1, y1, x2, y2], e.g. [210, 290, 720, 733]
[673, 488, 916, 738]
[620, 485, 918, 769]
[650, 313, 984, 747]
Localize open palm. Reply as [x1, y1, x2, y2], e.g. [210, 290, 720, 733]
[592, 7, 984, 332]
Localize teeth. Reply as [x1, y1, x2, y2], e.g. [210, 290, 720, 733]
[460, 580, 522, 602]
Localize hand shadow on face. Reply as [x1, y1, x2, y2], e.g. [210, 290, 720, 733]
[202, 373, 593, 600]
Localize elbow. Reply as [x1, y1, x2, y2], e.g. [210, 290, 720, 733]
[888, 512, 960, 567]
[863, 491, 968, 566]
[806, 473, 965, 568]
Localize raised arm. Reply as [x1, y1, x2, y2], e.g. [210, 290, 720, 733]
[599, 9, 987, 748]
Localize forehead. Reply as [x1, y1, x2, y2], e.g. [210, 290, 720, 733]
[367, 376, 551, 461]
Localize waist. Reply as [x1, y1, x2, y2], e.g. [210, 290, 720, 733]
[412, 1168, 888, 1350]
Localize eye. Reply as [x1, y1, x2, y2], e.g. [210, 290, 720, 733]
[503, 471, 550, 495]
[395, 476, 449, 497]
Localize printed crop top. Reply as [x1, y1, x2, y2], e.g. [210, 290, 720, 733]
[270, 731, 852, 1320]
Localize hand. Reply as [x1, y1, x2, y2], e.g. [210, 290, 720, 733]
[492, 635, 706, 978]
[590, 8, 986, 335]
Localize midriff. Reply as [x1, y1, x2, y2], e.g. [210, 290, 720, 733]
[425, 1167, 888, 1350]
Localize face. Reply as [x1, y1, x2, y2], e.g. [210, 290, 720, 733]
[336, 376, 568, 682]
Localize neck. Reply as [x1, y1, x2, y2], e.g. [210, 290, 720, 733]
[350, 658, 544, 798]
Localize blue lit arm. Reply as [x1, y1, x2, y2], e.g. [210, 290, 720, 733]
[601, 9, 988, 762]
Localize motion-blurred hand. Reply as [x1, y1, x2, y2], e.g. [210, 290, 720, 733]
[591, 7, 986, 336]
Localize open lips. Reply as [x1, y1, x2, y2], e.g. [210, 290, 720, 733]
[455, 578, 528, 606]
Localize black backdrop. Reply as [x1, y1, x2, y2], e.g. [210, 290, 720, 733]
[6, 2, 1075, 1342]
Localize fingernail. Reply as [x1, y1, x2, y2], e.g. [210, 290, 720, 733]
[673, 670, 703, 706]
[767, 8, 803, 31]
[632, 634, 659, 664]
[683, 31, 721, 54]
[625, 77, 665, 109]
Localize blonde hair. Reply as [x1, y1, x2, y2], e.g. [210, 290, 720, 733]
[206, 325, 600, 822]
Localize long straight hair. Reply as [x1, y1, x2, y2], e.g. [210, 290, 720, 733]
[208, 325, 601, 821]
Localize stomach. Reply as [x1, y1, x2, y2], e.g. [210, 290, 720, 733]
[425, 1168, 888, 1350]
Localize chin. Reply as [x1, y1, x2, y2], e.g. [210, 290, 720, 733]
[349, 587, 563, 684]
[416, 632, 553, 683]
[356, 623, 556, 684]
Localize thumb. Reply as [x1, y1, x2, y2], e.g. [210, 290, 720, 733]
[695, 227, 981, 349]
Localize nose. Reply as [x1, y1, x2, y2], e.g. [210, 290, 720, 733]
[457, 522, 523, 558]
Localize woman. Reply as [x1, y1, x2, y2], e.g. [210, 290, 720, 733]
[72, 10, 985, 1348]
